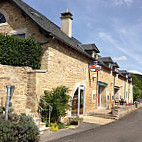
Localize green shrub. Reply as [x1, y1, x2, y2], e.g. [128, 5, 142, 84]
[0, 107, 4, 114]
[70, 116, 83, 122]
[58, 123, 65, 129]
[66, 122, 71, 126]
[39, 86, 72, 123]
[0, 34, 42, 69]
[0, 113, 39, 142]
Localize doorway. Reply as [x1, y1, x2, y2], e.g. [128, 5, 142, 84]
[72, 86, 86, 116]
[98, 85, 106, 108]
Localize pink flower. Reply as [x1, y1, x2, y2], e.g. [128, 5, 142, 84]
[111, 107, 118, 109]
[126, 104, 132, 106]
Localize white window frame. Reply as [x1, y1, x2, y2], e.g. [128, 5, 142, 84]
[72, 85, 86, 116]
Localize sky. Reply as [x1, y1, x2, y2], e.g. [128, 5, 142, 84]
[23, 0, 142, 73]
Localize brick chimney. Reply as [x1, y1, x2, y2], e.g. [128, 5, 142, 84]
[60, 9, 73, 38]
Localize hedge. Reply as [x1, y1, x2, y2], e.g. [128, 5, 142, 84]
[0, 34, 42, 69]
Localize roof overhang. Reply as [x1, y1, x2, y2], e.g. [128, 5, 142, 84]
[114, 86, 120, 90]
[98, 81, 108, 87]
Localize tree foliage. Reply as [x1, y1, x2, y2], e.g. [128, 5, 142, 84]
[0, 34, 42, 69]
[133, 85, 141, 101]
[39, 86, 72, 123]
[132, 74, 142, 100]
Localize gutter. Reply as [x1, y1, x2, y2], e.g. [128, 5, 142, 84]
[39, 36, 55, 45]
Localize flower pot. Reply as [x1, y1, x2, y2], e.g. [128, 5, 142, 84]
[111, 109, 118, 116]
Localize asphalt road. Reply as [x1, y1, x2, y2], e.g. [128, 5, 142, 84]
[51, 108, 142, 142]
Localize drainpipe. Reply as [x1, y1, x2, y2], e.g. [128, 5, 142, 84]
[96, 71, 99, 108]
[113, 73, 116, 105]
[124, 79, 126, 101]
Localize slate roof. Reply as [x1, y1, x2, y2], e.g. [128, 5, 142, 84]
[118, 70, 128, 78]
[98, 57, 128, 79]
[119, 70, 127, 75]
[118, 70, 132, 81]
[99, 57, 114, 63]
[112, 62, 119, 68]
[98, 58, 110, 69]
[80, 44, 100, 53]
[7, 0, 96, 60]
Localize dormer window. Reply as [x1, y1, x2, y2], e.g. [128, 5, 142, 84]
[0, 13, 6, 24]
[114, 67, 118, 72]
[92, 51, 98, 59]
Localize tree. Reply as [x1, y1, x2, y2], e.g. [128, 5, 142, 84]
[39, 86, 72, 123]
[131, 74, 142, 100]
[133, 85, 141, 101]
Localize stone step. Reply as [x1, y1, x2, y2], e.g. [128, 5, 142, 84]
[39, 122, 46, 129]
[40, 127, 50, 134]
[33, 117, 41, 126]
[88, 113, 116, 119]
[25, 110, 50, 134]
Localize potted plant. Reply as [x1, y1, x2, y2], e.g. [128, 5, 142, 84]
[69, 116, 83, 126]
[134, 101, 140, 108]
[126, 104, 132, 106]
[111, 106, 119, 116]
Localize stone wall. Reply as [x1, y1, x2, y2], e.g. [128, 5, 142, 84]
[0, 64, 33, 113]
[0, 64, 49, 114]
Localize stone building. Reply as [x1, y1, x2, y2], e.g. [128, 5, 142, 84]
[0, 0, 133, 117]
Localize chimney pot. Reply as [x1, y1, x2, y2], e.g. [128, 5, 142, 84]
[60, 9, 73, 38]
[66, 8, 68, 12]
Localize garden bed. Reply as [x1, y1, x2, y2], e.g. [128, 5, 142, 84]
[111, 103, 141, 119]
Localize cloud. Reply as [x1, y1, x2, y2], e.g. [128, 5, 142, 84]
[113, 0, 133, 6]
[113, 56, 128, 61]
[128, 70, 142, 75]
[98, 32, 142, 65]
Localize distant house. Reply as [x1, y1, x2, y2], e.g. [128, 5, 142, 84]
[0, 0, 133, 117]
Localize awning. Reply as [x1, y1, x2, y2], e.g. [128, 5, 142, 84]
[114, 86, 120, 90]
[97, 81, 108, 87]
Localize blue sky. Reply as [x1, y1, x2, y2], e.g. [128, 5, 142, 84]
[23, 0, 142, 73]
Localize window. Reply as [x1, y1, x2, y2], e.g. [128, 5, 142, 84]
[112, 94, 114, 100]
[107, 94, 109, 101]
[110, 70, 113, 76]
[0, 14, 6, 24]
[126, 91, 127, 99]
[13, 33, 26, 39]
[92, 94, 96, 101]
